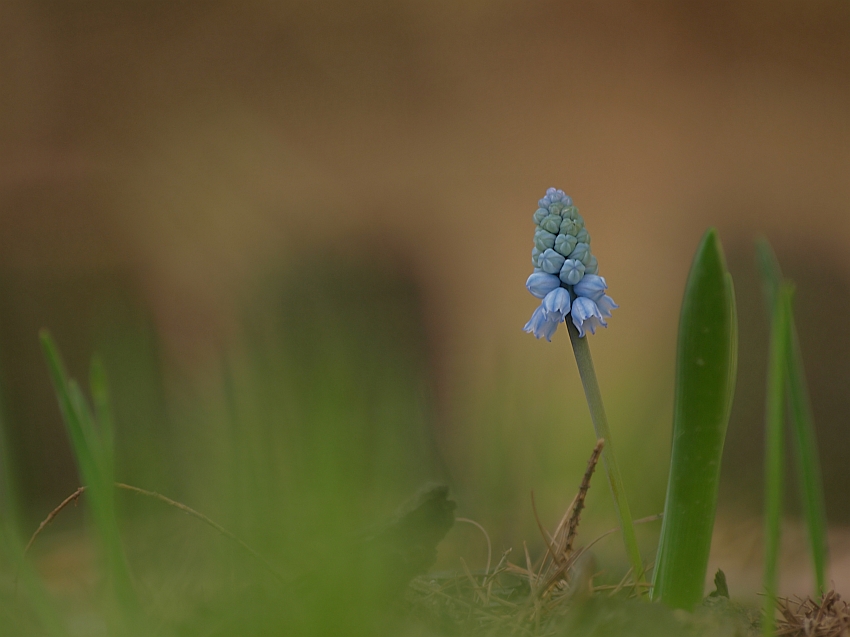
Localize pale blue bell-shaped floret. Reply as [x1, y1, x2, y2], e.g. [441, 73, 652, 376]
[585, 254, 598, 275]
[531, 246, 541, 267]
[595, 294, 619, 318]
[571, 296, 607, 338]
[562, 205, 580, 221]
[526, 271, 561, 299]
[524, 304, 545, 334]
[554, 233, 577, 257]
[559, 258, 586, 285]
[573, 274, 608, 300]
[539, 248, 566, 274]
[572, 213, 584, 229]
[569, 242, 592, 266]
[534, 228, 556, 251]
[540, 214, 562, 234]
[523, 304, 560, 341]
[575, 227, 590, 244]
[533, 208, 549, 224]
[542, 287, 571, 317]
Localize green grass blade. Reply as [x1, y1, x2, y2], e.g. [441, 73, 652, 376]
[652, 228, 738, 610]
[756, 239, 828, 595]
[39, 331, 139, 624]
[763, 283, 793, 636]
[39, 331, 103, 490]
[755, 239, 781, 313]
[89, 357, 115, 483]
[785, 325, 828, 594]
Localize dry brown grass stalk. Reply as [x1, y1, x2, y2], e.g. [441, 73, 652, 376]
[22, 482, 286, 583]
[777, 591, 850, 637]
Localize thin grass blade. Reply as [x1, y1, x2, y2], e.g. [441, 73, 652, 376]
[652, 228, 738, 610]
[762, 283, 794, 636]
[39, 332, 102, 490]
[89, 357, 115, 484]
[39, 331, 139, 624]
[756, 238, 828, 595]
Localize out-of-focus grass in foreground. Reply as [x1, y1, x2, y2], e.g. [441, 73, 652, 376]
[1, 263, 455, 635]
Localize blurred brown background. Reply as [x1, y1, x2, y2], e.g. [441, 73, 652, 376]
[2, 0, 849, 596]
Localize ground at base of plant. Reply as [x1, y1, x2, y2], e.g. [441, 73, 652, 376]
[406, 578, 848, 637]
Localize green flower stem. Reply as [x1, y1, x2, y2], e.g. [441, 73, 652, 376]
[567, 319, 646, 588]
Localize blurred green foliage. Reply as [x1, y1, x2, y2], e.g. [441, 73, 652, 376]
[0, 261, 456, 635]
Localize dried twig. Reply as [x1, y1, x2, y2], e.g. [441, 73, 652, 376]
[538, 440, 605, 598]
[776, 591, 850, 637]
[456, 517, 493, 578]
[23, 486, 85, 554]
[564, 439, 604, 556]
[411, 441, 664, 635]
[22, 482, 287, 584]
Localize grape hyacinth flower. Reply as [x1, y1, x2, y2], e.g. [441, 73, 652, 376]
[520, 187, 645, 588]
[523, 188, 618, 340]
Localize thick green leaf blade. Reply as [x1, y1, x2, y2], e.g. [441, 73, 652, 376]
[652, 228, 738, 610]
[756, 238, 828, 595]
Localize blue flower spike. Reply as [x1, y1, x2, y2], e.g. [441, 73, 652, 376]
[523, 188, 617, 339]
[523, 188, 644, 589]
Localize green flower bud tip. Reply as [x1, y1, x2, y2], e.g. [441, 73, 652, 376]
[539, 248, 566, 274]
[533, 208, 548, 224]
[560, 218, 578, 236]
[559, 259, 585, 285]
[569, 242, 591, 266]
[575, 227, 590, 244]
[554, 233, 577, 257]
[540, 214, 562, 234]
[563, 206, 580, 221]
[534, 228, 556, 251]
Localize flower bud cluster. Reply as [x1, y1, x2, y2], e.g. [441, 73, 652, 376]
[523, 188, 618, 340]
